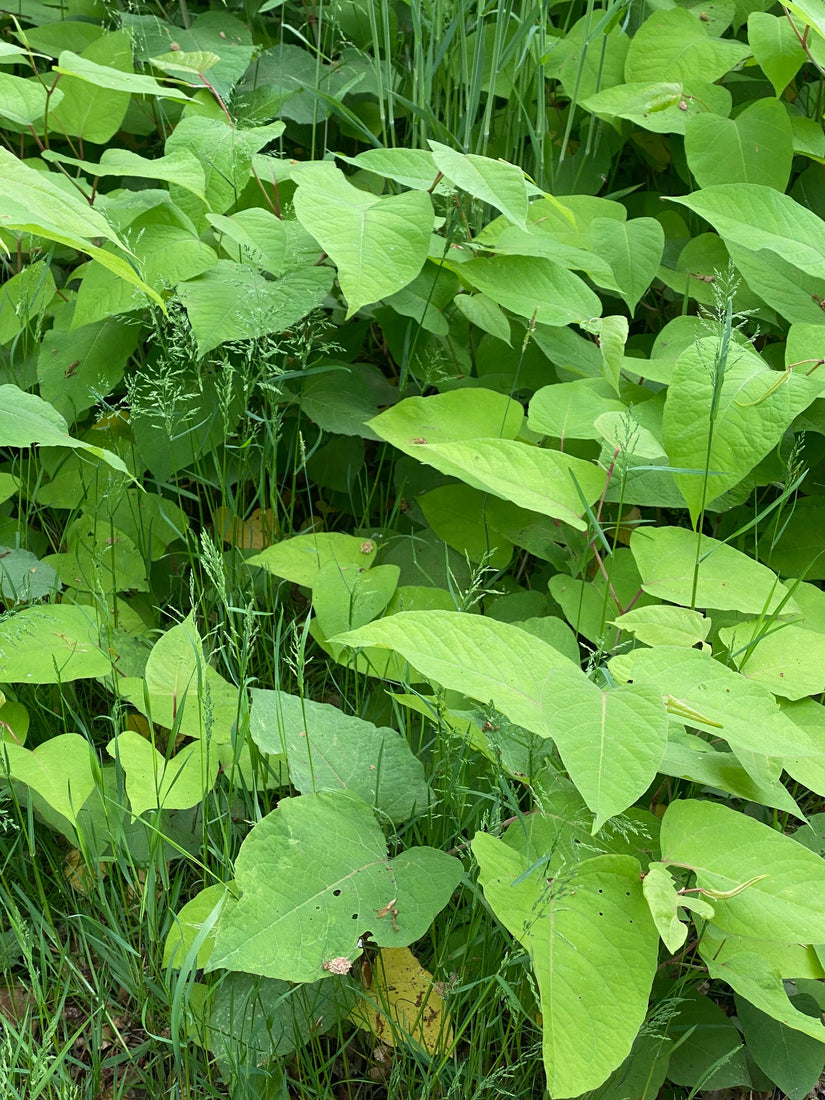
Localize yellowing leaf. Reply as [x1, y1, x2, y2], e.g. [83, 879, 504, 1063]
[215, 506, 279, 550]
[349, 947, 453, 1056]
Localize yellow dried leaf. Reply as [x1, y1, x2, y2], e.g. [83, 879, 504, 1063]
[64, 849, 107, 893]
[349, 947, 453, 1057]
[215, 507, 278, 550]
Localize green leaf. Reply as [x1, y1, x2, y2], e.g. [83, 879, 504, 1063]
[472, 837, 658, 1097]
[718, 618, 825, 701]
[0, 547, 59, 605]
[312, 561, 400, 637]
[0, 385, 131, 476]
[452, 292, 512, 343]
[0, 152, 163, 309]
[42, 147, 207, 199]
[537, 676, 668, 831]
[37, 313, 140, 424]
[54, 46, 191, 99]
[669, 184, 825, 281]
[248, 532, 378, 589]
[459, 254, 601, 327]
[335, 148, 439, 190]
[428, 141, 528, 229]
[630, 526, 797, 614]
[735, 994, 825, 1099]
[390, 437, 604, 530]
[643, 862, 714, 953]
[295, 367, 379, 438]
[624, 8, 750, 82]
[685, 98, 793, 190]
[164, 883, 232, 969]
[612, 606, 710, 648]
[176, 261, 334, 356]
[0, 732, 98, 827]
[368, 388, 524, 451]
[49, 31, 137, 142]
[292, 163, 433, 318]
[118, 614, 239, 743]
[582, 80, 732, 135]
[210, 792, 462, 982]
[748, 13, 806, 95]
[108, 731, 218, 819]
[149, 50, 220, 77]
[0, 604, 109, 684]
[528, 378, 627, 439]
[661, 799, 825, 942]
[660, 729, 803, 818]
[249, 688, 428, 822]
[784, 0, 825, 43]
[699, 927, 825, 1044]
[590, 219, 664, 314]
[206, 209, 287, 275]
[0, 71, 64, 126]
[666, 991, 751, 1089]
[613, 644, 823, 762]
[0, 261, 56, 345]
[335, 611, 666, 826]
[418, 484, 513, 568]
[662, 339, 823, 520]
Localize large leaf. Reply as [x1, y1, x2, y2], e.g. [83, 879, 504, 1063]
[49, 32, 137, 143]
[662, 338, 823, 519]
[685, 97, 793, 191]
[292, 163, 433, 318]
[669, 184, 825, 281]
[0, 604, 110, 684]
[473, 836, 658, 1097]
[0, 733, 98, 827]
[624, 8, 750, 82]
[54, 46, 191, 100]
[735, 995, 825, 1099]
[118, 614, 239, 743]
[176, 261, 333, 356]
[248, 688, 428, 822]
[590, 217, 664, 314]
[458, 254, 601, 327]
[661, 799, 825, 942]
[0, 385, 130, 475]
[248, 532, 378, 589]
[209, 792, 462, 982]
[630, 526, 796, 614]
[107, 731, 219, 819]
[336, 612, 667, 826]
[748, 13, 806, 96]
[41, 148, 206, 199]
[611, 645, 824, 760]
[428, 141, 528, 228]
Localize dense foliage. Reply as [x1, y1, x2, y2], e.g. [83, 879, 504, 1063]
[3, 0, 825, 1096]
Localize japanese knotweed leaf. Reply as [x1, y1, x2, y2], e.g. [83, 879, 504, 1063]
[248, 532, 378, 589]
[107, 730, 219, 820]
[661, 800, 825, 943]
[630, 526, 797, 615]
[371, 385, 601, 522]
[611, 646, 823, 762]
[210, 791, 462, 982]
[662, 339, 823, 521]
[669, 184, 825, 282]
[0, 603, 110, 683]
[473, 836, 658, 1097]
[249, 688, 428, 822]
[0, 732, 98, 828]
[118, 614, 239, 743]
[292, 163, 433, 318]
[0, 385, 130, 476]
[428, 141, 528, 229]
[698, 926, 825, 1044]
[335, 612, 668, 829]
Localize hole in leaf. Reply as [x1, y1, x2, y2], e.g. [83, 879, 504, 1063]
[333, 889, 341, 897]
[352, 914, 358, 920]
